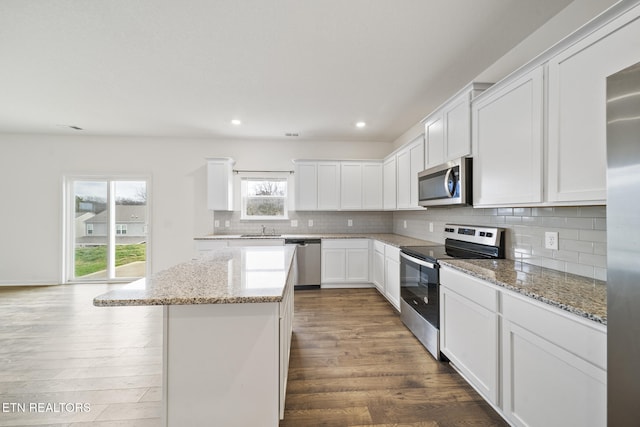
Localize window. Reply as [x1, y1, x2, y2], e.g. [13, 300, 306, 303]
[86, 224, 94, 235]
[241, 178, 288, 220]
[116, 224, 128, 235]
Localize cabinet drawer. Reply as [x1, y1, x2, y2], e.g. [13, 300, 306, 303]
[502, 292, 606, 370]
[440, 266, 497, 311]
[322, 239, 369, 249]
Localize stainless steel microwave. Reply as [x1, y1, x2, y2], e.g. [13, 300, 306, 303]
[418, 157, 472, 207]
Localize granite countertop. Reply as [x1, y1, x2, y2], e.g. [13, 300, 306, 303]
[440, 259, 607, 325]
[195, 233, 440, 248]
[94, 246, 296, 307]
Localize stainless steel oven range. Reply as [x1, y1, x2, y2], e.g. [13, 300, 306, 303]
[400, 224, 505, 360]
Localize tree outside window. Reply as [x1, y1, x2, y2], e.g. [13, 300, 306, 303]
[241, 178, 288, 220]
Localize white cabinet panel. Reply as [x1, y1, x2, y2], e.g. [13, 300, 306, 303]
[372, 247, 385, 293]
[425, 116, 445, 169]
[547, 11, 640, 204]
[440, 283, 499, 405]
[384, 248, 400, 311]
[317, 162, 341, 210]
[472, 67, 543, 206]
[383, 156, 397, 210]
[207, 158, 234, 211]
[396, 136, 424, 209]
[445, 96, 471, 160]
[321, 239, 370, 286]
[362, 162, 383, 210]
[294, 161, 317, 211]
[194, 240, 228, 257]
[340, 162, 363, 210]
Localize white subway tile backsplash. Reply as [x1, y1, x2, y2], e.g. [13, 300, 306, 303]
[392, 205, 609, 281]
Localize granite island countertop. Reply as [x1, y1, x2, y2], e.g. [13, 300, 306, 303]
[195, 233, 439, 248]
[440, 259, 607, 325]
[94, 246, 296, 307]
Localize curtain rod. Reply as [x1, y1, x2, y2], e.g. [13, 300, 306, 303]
[233, 169, 294, 174]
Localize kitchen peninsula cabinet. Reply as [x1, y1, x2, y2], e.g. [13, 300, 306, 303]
[371, 240, 400, 310]
[94, 246, 296, 427]
[547, 7, 640, 204]
[472, 67, 543, 207]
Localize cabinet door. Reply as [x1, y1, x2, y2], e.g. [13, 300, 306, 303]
[372, 249, 385, 293]
[440, 286, 499, 405]
[317, 162, 341, 210]
[294, 162, 317, 210]
[444, 94, 471, 160]
[472, 67, 544, 206]
[195, 240, 228, 257]
[425, 115, 445, 169]
[396, 149, 411, 209]
[340, 162, 363, 210]
[409, 138, 424, 208]
[346, 248, 369, 282]
[321, 248, 346, 283]
[207, 158, 234, 211]
[362, 162, 383, 210]
[383, 157, 397, 210]
[384, 257, 400, 311]
[502, 320, 606, 427]
[547, 13, 640, 204]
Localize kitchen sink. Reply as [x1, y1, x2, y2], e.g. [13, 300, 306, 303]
[240, 234, 282, 238]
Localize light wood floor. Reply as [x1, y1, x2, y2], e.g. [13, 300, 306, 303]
[0, 285, 506, 427]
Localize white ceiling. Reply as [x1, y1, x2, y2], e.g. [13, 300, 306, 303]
[0, 0, 574, 142]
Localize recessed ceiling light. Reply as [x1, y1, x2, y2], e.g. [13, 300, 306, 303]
[231, 119, 242, 126]
[355, 121, 366, 128]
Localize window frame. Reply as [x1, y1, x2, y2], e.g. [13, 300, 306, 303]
[240, 177, 289, 221]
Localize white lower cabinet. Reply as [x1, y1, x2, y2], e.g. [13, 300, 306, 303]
[440, 267, 499, 405]
[440, 265, 607, 426]
[371, 240, 400, 311]
[501, 293, 606, 427]
[194, 240, 228, 257]
[321, 239, 370, 287]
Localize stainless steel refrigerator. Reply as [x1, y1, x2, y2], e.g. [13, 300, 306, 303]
[607, 61, 640, 425]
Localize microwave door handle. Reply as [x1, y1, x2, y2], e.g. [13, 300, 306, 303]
[400, 252, 436, 269]
[443, 167, 454, 197]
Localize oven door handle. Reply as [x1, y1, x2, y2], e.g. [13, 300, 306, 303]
[400, 252, 437, 269]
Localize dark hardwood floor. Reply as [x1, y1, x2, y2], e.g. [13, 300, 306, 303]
[281, 288, 508, 427]
[0, 284, 507, 426]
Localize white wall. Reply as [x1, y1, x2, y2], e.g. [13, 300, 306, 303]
[0, 134, 392, 284]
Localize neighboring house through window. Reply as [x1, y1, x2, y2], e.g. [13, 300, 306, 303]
[116, 224, 128, 235]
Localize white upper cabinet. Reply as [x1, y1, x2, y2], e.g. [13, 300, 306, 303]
[547, 8, 640, 204]
[207, 158, 235, 211]
[383, 156, 397, 210]
[362, 162, 383, 210]
[340, 162, 363, 210]
[424, 83, 491, 169]
[396, 136, 424, 209]
[317, 161, 341, 210]
[472, 67, 544, 207]
[294, 160, 383, 211]
[294, 161, 317, 211]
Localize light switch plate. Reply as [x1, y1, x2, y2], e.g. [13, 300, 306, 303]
[214, 220, 220, 228]
[291, 220, 298, 227]
[225, 220, 230, 228]
[308, 219, 313, 227]
[348, 219, 353, 227]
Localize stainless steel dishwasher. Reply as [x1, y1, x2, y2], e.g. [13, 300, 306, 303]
[285, 238, 321, 289]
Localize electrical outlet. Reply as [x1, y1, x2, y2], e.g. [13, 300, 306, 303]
[429, 222, 434, 232]
[291, 220, 298, 227]
[214, 220, 220, 228]
[308, 219, 314, 227]
[225, 220, 230, 228]
[545, 231, 559, 250]
[403, 220, 407, 229]
[347, 219, 353, 227]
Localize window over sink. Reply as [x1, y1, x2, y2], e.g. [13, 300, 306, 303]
[240, 178, 288, 220]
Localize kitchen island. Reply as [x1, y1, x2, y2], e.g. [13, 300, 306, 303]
[94, 246, 296, 427]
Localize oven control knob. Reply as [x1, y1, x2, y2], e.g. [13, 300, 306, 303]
[423, 296, 429, 304]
